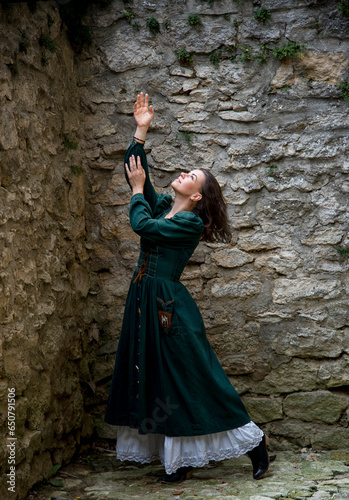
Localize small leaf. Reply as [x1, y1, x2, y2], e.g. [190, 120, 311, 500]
[48, 464, 61, 478]
[49, 478, 64, 487]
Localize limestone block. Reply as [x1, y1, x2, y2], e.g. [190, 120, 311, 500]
[255, 359, 319, 395]
[92, 173, 131, 206]
[254, 250, 300, 274]
[225, 190, 250, 205]
[45, 183, 70, 220]
[170, 66, 196, 78]
[228, 138, 266, 158]
[267, 419, 314, 448]
[100, 29, 158, 73]
[95, 418, 118, 439]
[240, 17, 283, 42]
[68, 262, 90, 298]
[302, 228, 343, 246]
[177, 109, 210, 123]
[210, 274, 262, 299]
[238, 233, 284, 252]
[91, 4, 124, 28]
[187, 88, 213, 103]
[220, 354, 255, 375]
[317, 356, 349, 389]
[0, 104, 18, 150]
[15, 397, 28, 438]
[181, 265, 202, 280]
[272, 53, 349, 88]
[151, 145, 186, 171]
[213, 248, 254, 268]
[273, 278, 341, 304]
[119, 240, 140, 262]
[24, 374, 52, 430]
[169, 95, 192, 104]
[311, 428, 349, 450]
[93, 357, 115, 382]
[0, 150, 23, 187]
[284, 391, 349, 424]
[272, 326, 345, 359]
[183, 79, 200, 92]
[0, 76, 11, 100]
[69, 176, 85, 216]
[219, 110, 262, 122]
[242, 396, 283, 424]
[101, 214, 136, 241]
[21, 430, 42, 463]
[230, 174, 264, 194]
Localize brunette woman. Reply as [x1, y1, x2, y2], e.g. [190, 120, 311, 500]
[105, 93, 269, 483]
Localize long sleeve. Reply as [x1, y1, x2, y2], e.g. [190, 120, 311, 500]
[124, 139, 158, 211]
[130, 194, 203, 245]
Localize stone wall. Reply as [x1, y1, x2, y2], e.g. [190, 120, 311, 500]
[0, 3, 94, 499]
[1, 0, 349, 498]
[80, 0, 349, 451]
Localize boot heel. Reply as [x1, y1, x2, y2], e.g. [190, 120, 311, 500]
[247, 435, 270, 480]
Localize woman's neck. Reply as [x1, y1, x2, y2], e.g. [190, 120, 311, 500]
[165, 196, 195, 219]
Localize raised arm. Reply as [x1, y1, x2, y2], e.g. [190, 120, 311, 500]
[124, 93, 158, 210]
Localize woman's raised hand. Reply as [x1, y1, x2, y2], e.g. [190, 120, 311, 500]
[126, 155, 146, 195]
[134, 92, 154, 129]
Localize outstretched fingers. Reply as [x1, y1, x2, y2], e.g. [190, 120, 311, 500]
[126, 155, 146, 192]
[126, 155, 143, 176]
[135, 92, 152, 111]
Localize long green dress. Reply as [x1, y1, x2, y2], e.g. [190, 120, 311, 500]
[105, 140, 263, 470]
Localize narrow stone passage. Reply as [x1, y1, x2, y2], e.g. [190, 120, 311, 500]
[26, 449, 349, 500]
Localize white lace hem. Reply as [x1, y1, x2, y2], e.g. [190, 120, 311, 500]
[116, 421, 264, 474]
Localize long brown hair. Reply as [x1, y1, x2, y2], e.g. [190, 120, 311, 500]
[193, 168, 232, 243]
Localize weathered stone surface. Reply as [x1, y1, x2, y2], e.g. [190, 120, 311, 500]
[284, 391, 349, 424]
[312, 428, 349, 451]
[272, 52, 349, 88]
[213, 248, 255, 268]
[271, 325, 347, 358]
[242, 396, 284, 424]
[255, 359, 319, 395]
[25, 448, 349, 500]
[237, 233, 285, 252]
[272, 278, 341, 304]
[3, 1, 349, 498]
[0, 3, 93, 499]
[0, 104, 18, 150]
[210, 275, 262, 298]
[302, 228, 344, 246]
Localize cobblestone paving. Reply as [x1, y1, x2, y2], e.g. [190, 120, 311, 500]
[27, 450, 349, 500]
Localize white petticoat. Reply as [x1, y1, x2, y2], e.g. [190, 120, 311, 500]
[116, 422, 264, 474]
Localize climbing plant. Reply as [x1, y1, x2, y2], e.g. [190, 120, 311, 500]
[254, 7, 271, 24]
[273, 41, 307, 61]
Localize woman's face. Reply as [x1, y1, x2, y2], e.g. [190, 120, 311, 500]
[171, 169, 206, 199]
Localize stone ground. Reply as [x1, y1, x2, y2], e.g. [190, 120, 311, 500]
[25, 447, 349, 500]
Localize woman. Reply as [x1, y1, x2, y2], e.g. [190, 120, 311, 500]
[105, 93, 269, 483]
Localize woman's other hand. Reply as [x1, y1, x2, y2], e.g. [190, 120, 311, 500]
[126, 155, 146, 195]
[134, 92, 154, 129]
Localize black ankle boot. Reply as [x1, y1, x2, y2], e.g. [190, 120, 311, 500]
[158, 466, 193, 483]
[247, 435, 270, 480]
